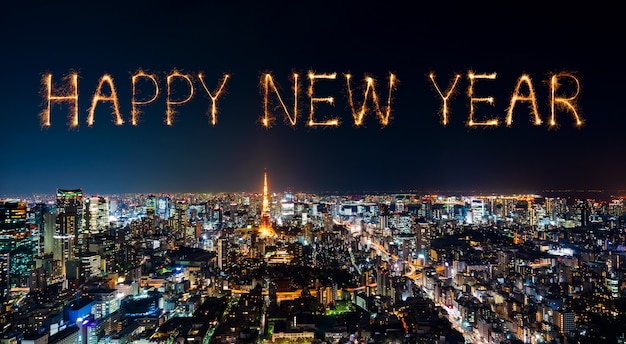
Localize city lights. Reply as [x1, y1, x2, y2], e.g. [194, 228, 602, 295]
[7, 2, 617, 342]
[2, 186, 622, 343]
[258, 169, 277, 238]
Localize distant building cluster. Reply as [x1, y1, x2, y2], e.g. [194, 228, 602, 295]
[1, 180, 626, 344]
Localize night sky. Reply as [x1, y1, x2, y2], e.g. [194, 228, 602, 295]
[0, 1, 623, 196]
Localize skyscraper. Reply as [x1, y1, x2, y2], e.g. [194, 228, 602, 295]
[0, 199, 33, 289]
[84, 196, 109, 235]
[56, 189, 83, 278]
[217, 237, 228, 270]
[31, 203, 52, 255]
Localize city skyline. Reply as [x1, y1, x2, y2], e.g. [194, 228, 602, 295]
[1, 1, 623, 195]
[5, 168, 624, 343]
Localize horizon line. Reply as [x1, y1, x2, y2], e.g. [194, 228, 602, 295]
[2, 188, 626, 200]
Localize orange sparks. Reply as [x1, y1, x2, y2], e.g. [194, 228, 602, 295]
[198, 73, 230, 126]
[166, 70, 194, 126]
[41, 73, 79, 128]
[131, 70, 159, 126]
[87, 74, 124, 126]
[468, 72, 499, 126]
[308, 72, 339, 127]
[38, 69, 583, 130]
[345, 73, 397, 127]
[550, 73, 583, 127]
[262, 73, 299, 127]
[505, 74, 542, 126]
[429, 73, 460, 126]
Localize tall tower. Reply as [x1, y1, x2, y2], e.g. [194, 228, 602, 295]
[0, 200, 33, 290]
[259, 169, 276, 238]
[261, 169, 270, 229]
[84, 196, 109, 235]
[56, 188, 83, 279]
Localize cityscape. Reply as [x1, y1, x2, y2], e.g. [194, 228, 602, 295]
[2, 1, 624, 344]
[1, 170, 626, 344]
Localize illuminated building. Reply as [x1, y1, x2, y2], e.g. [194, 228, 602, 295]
[48, 325, 79, 344]
[468, 198, 485, 224]
[217, 238, 228, 270]
[378, 203, 390, 237]
[81, 287, 120, 319]
[376, 269, 391, 297]
[0, 251, 7, 325]
[553, 309, 575, 335]
[211, 204, 223, 229]
[31, 203, 52, 255]
[317, 282, 338, 306]
[504, 196, 518, 218]
[145, 194, 156, 217]
[413, 221, 431, 264]
[170, 200, 189, 235]
[28, 267, 47, 293]
[157, 196, 170, 220]
[79, 252, 101, 278]
[608, 198, 623, 217]
[55, 189, 83, 278]
[0, 199, 33, 287]
[281, 199, 295, 217]
[258, 169, 276, 238]
[84, 196, 109, 235]
[34, 252, 62, 285]
[395, 199, 405, 213]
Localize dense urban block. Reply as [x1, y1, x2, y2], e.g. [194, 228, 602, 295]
[1, 175, 626, 344]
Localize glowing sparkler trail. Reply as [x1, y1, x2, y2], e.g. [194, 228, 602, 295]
[87, 74, 124, 126]
[345, 73, 397, 127]
[468, 72, 499, 126]
[550, 73, 583, 127]
[41, 73, 79, 128]
[166, 70, 194, 126]
[505, 74, 542, 126]
[131, 71, 159, 126]
[37, 68, 584, 130]
[308, 72, 339, 127]
[429, 73, 460, 126]
[262, 73, 299, 127]
[198, 73, 230, 126]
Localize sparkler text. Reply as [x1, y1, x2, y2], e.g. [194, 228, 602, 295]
[40, 70, 583, 129]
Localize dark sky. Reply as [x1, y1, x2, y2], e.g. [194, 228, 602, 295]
[0, 1, 623, 196]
